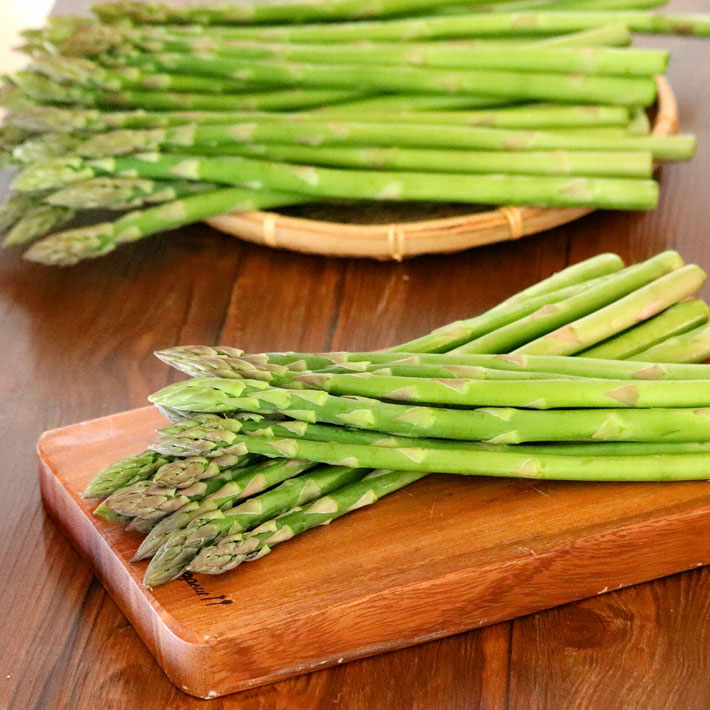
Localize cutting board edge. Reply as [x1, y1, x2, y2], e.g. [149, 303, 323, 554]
[37, 409, 710, 699]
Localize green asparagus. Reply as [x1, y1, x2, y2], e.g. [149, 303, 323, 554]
[149, 376, 710, 442]
[516, 265, 706, 355]
[579, 300, 709, 359]
[137, 464, 368, 576]
[15, 154, 660, 215]
[630, 324, 710, 363]
[23, 186, 308, 266]
[451, 251, 686, 353]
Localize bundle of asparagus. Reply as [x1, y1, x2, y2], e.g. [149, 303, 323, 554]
[80, 251, 710, 587]
[1, 2, 708, 264]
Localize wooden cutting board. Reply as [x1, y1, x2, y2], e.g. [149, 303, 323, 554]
[38, 406, 710, 699]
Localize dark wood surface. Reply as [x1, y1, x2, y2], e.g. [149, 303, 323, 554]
[2, 0, 710, 706]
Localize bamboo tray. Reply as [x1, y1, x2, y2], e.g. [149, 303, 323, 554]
[206, 77, 677, 261]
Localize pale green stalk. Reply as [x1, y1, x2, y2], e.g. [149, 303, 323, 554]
[579, 300, 708, 359]
[233, 350, 710, 380]
[452, 251, 683, 353]
[149, 376, 710, 443]
[516, 265, 706, 355]
[15, 154, 660, 214]
[629, 324, 710, 363]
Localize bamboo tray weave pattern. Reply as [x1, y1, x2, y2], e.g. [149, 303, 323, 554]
[206, 76, 677, 261]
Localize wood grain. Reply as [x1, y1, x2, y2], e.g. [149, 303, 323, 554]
[0, 0, 709, 706]
[38, 407, 710, 698]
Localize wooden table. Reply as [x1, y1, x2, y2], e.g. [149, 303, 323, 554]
[2, 0, 710, 707]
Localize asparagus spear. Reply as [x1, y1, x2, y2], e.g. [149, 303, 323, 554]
[125, 33, 638, 67]
[3, 104, 633, 133]
[150, 365, 710, 409]
[515, 265, 706, 355]
[183, 472, 423, 578]
[113, 44, 669, 77]
[131, 11, 710, 42]
[30, 55, 269, 94]
[451, 251, 685, 353]
[154, 413, 710, 457]
[578, 300, 709, 359]
[158, 350, 580, 381]
[23, 186, 308, 266]
[232, 350, 710, 380]
[72, 122, 695, 161]
[3, 205, 75, 246]
[142, 464, 376, 586]
[46, 177, 219, 210]
[10, 72, 367, 111]
[106, 458, 315, 518]
[630, 324, 710, 363]
[83, 450, 172, 498]
[153, 431, 710, 481]
[16, 153, 661, 214]
[534, 24, 630, 47]
[92, 0, 487, 24]
[149, 376, 710, 442]
[184, 143, 653, 178]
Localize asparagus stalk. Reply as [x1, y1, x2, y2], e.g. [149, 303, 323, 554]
[10, 72, 367, 111]
[2, 205, 75, 246]
[153, 412, 710, 458]
[4, 104, 633, 133]
[16, 153, 661, 214]
[107, 458, 316, 519]
[92, 0, 489, 25]
[150, 364, 710, 409]
[139, 464, 369, 580]
[83, 450, 172, 498]
[290, 369, 710, 407]
[630, 324, 710, 363]
[232, 350, 710, 380]
[182, 471, 421, 578]
[125, 32, 637, 67]
[72, 122, 696, 161]
[158, 350, 582, 381]
[184, 143, 653, 178]
[475, 0, 668, 12]
[578, 300, 709, 359]
[30, 55, 269, 94]
[534, 24, 631, 47]
[45, 177, 219, 210]
[451, 251, 685, 353]
[154, 431, 710, 481]
[114, 44, 669, 77]
[148, 376, 710, 442]
[132, 11, 710, 42]
[23, 186, 308, 266]
[516, 265, 706, 355]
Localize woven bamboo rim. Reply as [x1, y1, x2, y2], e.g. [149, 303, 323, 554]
[206, 76, 677, 261]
